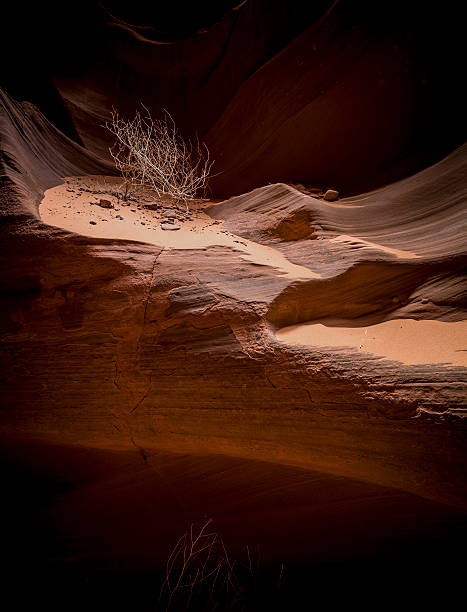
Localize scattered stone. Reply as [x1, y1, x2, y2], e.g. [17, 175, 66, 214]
[89, 220, 97, 225]
[161, 223, 181, 231]
[142, 202, 160, 210]
[116, 215, 124, 220]
[141, 222, 146, 225]
[212, 220, 221, 225]
[323, 189, 339, 201]
[162, 209, 177, 219]
[130, 209, 136, 212]
[98, 199, 113, 208]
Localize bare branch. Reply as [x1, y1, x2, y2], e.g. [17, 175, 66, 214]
[105, 106, 214, 206]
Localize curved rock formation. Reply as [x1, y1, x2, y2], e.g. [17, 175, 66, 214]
[2, 1, 465, 193]
[1, 89, 466, 512]
[0, 3, 466, 606]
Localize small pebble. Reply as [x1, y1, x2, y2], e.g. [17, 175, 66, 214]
[98, 199, 113, 208]
[162, 209, 177, 219]
[89, 220, 97, 225]
[323, 189, 339, 201]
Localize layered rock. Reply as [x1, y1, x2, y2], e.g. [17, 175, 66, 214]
[1, 90, 466, 510]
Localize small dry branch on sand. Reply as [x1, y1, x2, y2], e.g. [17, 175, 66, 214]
[157, 518, 287, 610]
[158, 519, 241, 611]
[105, 106, 213, 207]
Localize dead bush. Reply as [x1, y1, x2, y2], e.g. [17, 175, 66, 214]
[106, 106, 213, 206]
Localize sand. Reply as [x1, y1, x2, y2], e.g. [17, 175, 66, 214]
[40, 176, 467, 368]
[276, 318, 467, 366]
[329, 235, 419, 259]
[39, 176, 319, 280]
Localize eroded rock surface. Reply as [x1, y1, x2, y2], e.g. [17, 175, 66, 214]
[0, 90, 466, 510]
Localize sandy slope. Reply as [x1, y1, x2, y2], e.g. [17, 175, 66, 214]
[40, 177, 466, 368]
[39, 176, 319, 279]
[276, 319, 467, 367]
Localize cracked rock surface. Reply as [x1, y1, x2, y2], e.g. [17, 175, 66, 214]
[1, 90, 466, 511]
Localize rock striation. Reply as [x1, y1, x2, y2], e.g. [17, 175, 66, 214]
[1, 89, 466, 510]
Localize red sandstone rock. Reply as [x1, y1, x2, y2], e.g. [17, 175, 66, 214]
[0, 90, 466, 509]
[1, 5, 466, 604]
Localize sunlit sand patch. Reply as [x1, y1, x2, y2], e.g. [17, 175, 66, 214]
[320, 200, 364, 209]
[276, 319, 467, 367]
[39, 176, 319, 279]
[238, 242, 319, 278]
[329, 235, 419, 259]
